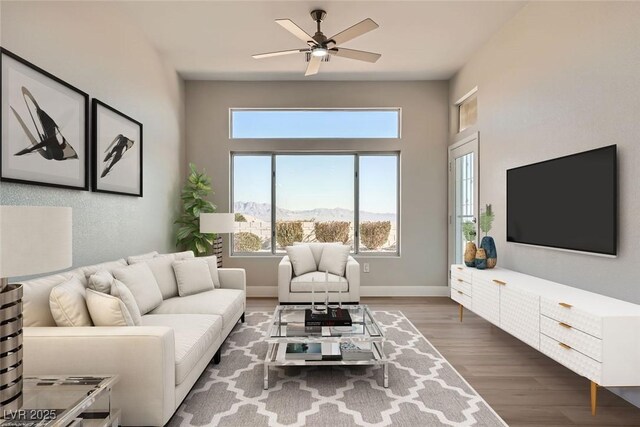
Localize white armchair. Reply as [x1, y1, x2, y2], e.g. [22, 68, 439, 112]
[278, 243, 360, 303]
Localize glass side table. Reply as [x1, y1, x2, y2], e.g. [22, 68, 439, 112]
[0, 376, 119, 427]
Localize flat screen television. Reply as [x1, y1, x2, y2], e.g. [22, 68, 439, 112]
[507, 145, 617, 256]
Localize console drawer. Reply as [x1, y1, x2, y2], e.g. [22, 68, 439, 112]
[541, 298, 602, 338]
[541, 315, 602, 362]
[451, 288, 472, 309]
[540, 334, 601, 384]
[451, 265, 472, 284]
[451, 277, 471, 296]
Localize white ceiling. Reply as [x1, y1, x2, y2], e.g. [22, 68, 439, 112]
[119, 1, 526, 81]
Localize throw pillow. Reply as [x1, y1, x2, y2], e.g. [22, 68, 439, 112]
[286, 244, 317, 277]
[79, 258, 127, 279]
[127, 251, 159, 264]
[173, 258, 215, 297]
[318, 244, 351, 277]
[294, 242, 340, 268]
[87, 270, 114, 294]
[49, 276, 93, 327]
[110, 279, 142, 325]
[131, 255, 180, 299]
[201, 255, 221, 288]
[86, 289, 135, 326]
[112, 263, 163, 315]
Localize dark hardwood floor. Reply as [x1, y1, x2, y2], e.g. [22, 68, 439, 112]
[247, 297, 640, 426]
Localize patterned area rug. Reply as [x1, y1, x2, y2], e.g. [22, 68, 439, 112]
[168, 311, 507, 427]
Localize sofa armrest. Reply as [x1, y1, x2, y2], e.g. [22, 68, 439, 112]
[278, 256, 293, 302]
[346, 256, 360, 301]
[218, 268, 246, 292]
[24, 326, 175, 426]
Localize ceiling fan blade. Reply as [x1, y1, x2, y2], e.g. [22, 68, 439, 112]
[305, 55, 322, 76]
[330, 48, 381, 63]
[276, 19, 317, 46]
[329, 18, 379, 46]
[252, 49, 305, 59]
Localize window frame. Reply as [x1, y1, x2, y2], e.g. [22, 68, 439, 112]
[229, 108, 402, 140]
[230, 151, 401, 257]
[455, 86, 478, 133]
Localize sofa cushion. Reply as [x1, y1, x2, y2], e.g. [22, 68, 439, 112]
[127, 251, 159, 264]
[318, 245, 351, 277]
[290, 271, 348, 293]
[79, 258, 127, 279]
[113, 263, 163, 315]
[150, 289, 244, 331]
[132, 255, 180, 299]
[87, 270, 114, 294]
[202, 255, 220, 288]
[286, 245, 316, 277]
[21, 271, 80, 327]
[173, 259, 214, 297]
[86, 289, 135, 326]
[110, 279, 142, 325]
[141, 314, 222, 385]
[49, 276, 93, 327]
[293, 242, 339, 267]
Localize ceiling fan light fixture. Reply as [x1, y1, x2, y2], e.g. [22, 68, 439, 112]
[311, 47, 328, 57]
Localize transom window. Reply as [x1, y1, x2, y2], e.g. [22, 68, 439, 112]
[231, 152, 400, 255]
[230, 108, 401, 139]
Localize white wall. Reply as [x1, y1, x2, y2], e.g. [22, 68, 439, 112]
[186, 81, 449, 296]
[449, 2, 640, 406]
[0, 1, 185, 269]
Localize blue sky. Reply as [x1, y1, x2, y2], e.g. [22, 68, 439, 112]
[234, 155, 397, 213]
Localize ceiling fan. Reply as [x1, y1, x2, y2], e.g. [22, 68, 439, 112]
[253, 10, 381, 76]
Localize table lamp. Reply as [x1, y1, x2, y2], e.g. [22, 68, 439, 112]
[0, 206, 72, 411]
[199, 213, 234, 267]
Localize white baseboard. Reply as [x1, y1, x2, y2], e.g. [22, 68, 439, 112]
[246, 285, 449, 298]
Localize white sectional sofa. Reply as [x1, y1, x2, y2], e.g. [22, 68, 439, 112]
[18, 251, 246, 426]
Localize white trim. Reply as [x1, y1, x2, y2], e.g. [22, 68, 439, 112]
[454, 86, 478, 106]
[450, 131, 479, 150]
[246, 285, 449, 298]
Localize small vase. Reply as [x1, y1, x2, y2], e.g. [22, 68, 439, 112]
[464, 242, 477, 267]
[480, 236, 497, 269]
[475, 248, 487, 270]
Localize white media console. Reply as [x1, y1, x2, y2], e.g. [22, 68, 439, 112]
[450, 264, 640, 415]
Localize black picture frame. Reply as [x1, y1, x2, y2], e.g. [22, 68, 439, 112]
[91, 99, 143, 197]
[0, 47, 90, 191]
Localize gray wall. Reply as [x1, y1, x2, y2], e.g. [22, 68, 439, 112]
[186, 81, 449, 295]
[450, 2, 640, 305]
[0, 1, 186, 271]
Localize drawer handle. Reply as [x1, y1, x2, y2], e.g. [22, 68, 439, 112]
[493, 279, 507, 286]
[457, 267, 463, 271]
[457, 279, 464, 282]
[558, 322, 572, 329]
[457, 290, 463, 295]
[559, 302, 573, 309]
[559, 342, 572, 350]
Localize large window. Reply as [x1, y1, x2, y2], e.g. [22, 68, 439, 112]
[230, 109, 401, 139]
[232, 153, 399, 255]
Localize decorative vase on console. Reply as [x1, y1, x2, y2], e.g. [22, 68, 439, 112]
[479, 204, 497, 269]
[475, 248, 488, 269]
[462, 220, 477, 267]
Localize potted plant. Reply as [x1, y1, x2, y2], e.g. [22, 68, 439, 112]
[462, 220, 477, 267]
[175, 163, 216, 256]
[477, 204, 497, 269]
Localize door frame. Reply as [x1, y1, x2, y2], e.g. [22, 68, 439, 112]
[448, 132, 479, 271]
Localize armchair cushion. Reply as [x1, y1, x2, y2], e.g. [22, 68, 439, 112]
[318, 244, 351, 276]
[290, 272, 348, 293]
[293, 242, 340, 267]
[285, 245, 317, 276]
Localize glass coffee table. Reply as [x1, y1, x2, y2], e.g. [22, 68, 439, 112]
[264, 304, 388, 389]
[0, 375, 119, 427]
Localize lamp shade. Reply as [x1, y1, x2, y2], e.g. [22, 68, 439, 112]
[0, 206, 72, 278]
[199, 213, 235, 234]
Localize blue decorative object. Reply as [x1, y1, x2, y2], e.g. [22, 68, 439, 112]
[480, 236, 497, 269]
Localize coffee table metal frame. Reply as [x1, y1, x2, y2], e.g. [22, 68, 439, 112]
[263, 304, 388, 390]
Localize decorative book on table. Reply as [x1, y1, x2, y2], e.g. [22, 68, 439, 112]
[305, 308, 352, 327]
[340, 342, 375, 361]
[284, 343, 342, 361]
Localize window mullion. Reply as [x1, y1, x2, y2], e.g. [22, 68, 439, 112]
[271, 154, 276, 255]
[354, 154, 360, 254]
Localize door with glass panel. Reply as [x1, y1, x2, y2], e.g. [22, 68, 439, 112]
[448, 134, 479, 267]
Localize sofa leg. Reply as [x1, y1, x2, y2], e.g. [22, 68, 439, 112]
[213, 349, 221, 365]
[241, 312, 245, 323]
